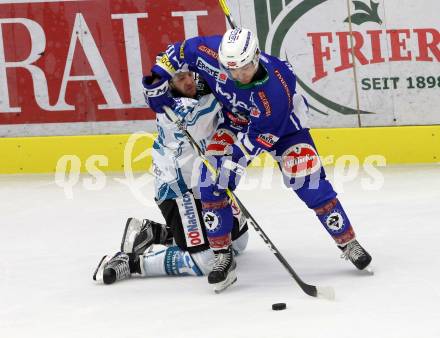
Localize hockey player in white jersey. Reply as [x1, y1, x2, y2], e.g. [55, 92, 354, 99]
[93, 70, 248, 285]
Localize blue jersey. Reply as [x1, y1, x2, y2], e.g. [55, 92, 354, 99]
[153, 36, 309, 154]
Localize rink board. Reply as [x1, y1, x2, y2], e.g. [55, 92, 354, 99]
[1, 125, 439, 174]
[1, 1, 439, 136]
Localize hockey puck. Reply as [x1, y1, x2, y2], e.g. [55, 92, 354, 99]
[272, 303, 287, 311]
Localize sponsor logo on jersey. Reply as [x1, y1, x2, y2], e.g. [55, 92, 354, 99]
[226, 111, 249, 126]
[250, 107, 261, 118]
[196, 57, 221, 79]
[281, 143, 321, 178]
[203, 211, 221, 233]
[216, 82, 251, 111]
[218, 72, 228, 84]
[258, 91, 271, 116]
[198, 45, 218, 59]
[178, 193, 205, 247]
[325, 212, 344, 233]
[157, 53, 176, 75]
[256, 133, 279, 148]
[274, 69, 292, 109]
[179, 41, 186, 59]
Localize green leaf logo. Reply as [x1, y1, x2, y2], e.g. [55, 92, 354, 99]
[344, 0, 382, 25]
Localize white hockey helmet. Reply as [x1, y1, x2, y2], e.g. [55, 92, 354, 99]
[218, 28, 260, 69]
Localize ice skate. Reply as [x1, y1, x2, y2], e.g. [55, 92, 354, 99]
[339, 239, 372, 271]
[208, 246, 237, 293]
[92, 255, 112, 283]
[93, 252, 131, 285]
[121, 217, 171, 255]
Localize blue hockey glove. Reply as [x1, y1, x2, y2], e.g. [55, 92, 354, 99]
[142, 75, 175, 114]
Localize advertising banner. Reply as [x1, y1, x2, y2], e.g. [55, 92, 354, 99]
[252, 0, 440, 127]
[1, 0, 439, 136]
[0, 0, 226, 135]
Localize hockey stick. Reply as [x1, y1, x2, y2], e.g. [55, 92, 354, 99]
[218, 0, 237, 28]
[163, 106, 334, 300]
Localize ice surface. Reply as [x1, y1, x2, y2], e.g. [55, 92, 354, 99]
[1, 165, 439, 338]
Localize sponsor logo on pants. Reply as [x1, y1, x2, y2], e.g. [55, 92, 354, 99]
[177, 193, 205, 247]
[281, 143, 321, 178]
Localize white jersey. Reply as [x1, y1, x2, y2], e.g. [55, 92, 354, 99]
[152, 94, 222, 202]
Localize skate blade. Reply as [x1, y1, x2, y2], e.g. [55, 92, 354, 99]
[213, 270, 237, 294]
[92, 255, 112, 283]
[363, 266, 374, 275]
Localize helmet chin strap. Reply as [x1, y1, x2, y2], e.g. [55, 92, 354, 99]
[251, 49, 261, 68]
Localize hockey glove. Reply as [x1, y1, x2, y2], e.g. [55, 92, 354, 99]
[142, 75, 175, 114]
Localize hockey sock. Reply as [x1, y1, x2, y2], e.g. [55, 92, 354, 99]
[140, 246, 203, 277]
[207, 233, 232, 251]
[201, 197, 234, 239]
[314, 198, 356, 245]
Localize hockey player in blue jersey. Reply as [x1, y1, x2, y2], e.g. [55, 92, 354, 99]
[93, 70, 248, 285]
[143, 28, 372, 292]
